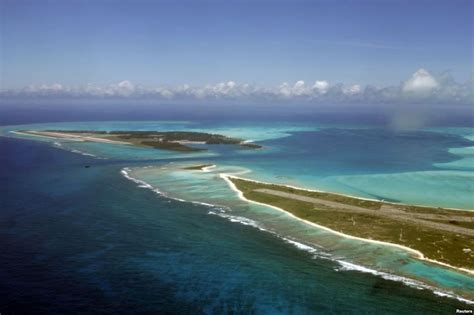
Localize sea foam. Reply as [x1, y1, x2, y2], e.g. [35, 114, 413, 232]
[120, 166, 474, 306]
[336, 260, 473, 305]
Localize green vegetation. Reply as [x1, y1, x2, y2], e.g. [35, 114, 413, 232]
[239, 142, 262, 149]
[230, 177, 474, 270]
[39, 130, 262, 152]
[139, 140, 204, 152]
[183, 164, 214, 170]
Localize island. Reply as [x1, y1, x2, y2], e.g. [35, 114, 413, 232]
[182, 164, 215, 170]
[225, 176, 474, 272]
[15, 130, 262, 152]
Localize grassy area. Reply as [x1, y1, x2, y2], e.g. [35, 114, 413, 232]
[230, 177, 474, 271]
[139, 140, 204, 152]
[39, 130, 262, 152]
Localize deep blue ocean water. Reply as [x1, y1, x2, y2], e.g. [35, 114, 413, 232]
[1, 137, 471, 314]
[1, 104, 473, 313]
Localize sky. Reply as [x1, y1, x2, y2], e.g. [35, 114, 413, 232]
[0, 0, 473, 104]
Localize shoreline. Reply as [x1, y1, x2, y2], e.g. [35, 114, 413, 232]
[221, 173, 474, 212]
[202, 164, 217, 172]
[8, 131, 474, 274]
[119, 165, 474, 305]
[10, 129, 262, 152]
[11, 130, 130, 145]
[220, 173, 474, 276]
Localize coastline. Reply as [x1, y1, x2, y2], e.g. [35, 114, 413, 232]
[11, 130, 131, 145]
[3, 120, 474, 311]
[9, 130, 262, 152]
[221, 173, 474, 212]
[119, 164, 474, 305]
[202, 164, 217, 172]
[11, 130, 65, 139]
[220, 173, 474, 276]
[8, 128, 474, 298]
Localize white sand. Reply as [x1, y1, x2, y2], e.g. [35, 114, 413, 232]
[13, 130, 130, 145]
[201, 164, 217, 172]
[220, 173, 474, 275]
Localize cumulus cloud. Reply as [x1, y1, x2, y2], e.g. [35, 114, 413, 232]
[313, 80, 329, 94]
[1, 69, 472, 104]
[402, 68, 439, 93]
[116, 80, 135, 96]
[292, 80, 307, 96]
[343, 84, 362, 95]
[276, 80, 331, 98]
[23, 83, 65, 94]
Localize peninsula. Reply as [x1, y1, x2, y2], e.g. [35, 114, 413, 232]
[182, 164, 215, 170]
[226, 176, 474, 271]
[15, 130, 262, 152]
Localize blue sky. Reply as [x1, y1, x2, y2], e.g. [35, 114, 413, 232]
[0, 0, 472, 104]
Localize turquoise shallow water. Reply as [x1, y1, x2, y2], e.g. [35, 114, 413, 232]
[2, 135, 471, 314]
[4, 120, 471, 207]
[1, 120, 473, 306]
[123, 163, 474, 302]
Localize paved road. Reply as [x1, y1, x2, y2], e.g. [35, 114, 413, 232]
[254, 188, 474, 237]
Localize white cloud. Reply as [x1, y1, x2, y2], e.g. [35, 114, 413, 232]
[2, 69, 471, 104]
[213, 81, 237, 96]
[118, 80, 134, 89]
[23, 83, 64, 93]
[276, 80, 313, 97]
[403, 68, 439, 93]
[343, 84, 362, 95]
[49, 83, 64, 91]
[278, 82, 292, 97]
[293, 80, 307, 96]
[162, 90, 173, 98]
[313, 80, 329, 94]
[116, 80, 135, 96]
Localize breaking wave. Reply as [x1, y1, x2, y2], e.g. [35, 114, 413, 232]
[336, 260, 473, 305]
[51, 141, 108, 159]
[119, 166, 473, 305]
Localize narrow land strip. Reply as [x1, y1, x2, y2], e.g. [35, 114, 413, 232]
[227, 176, 474, 271]
[14, 130, 262, 152]
[255, 188, 474, 236]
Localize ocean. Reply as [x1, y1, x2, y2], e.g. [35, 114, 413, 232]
[0, 104, 473, 313]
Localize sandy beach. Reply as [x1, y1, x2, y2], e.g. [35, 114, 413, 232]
[201, 164, 217, 172]
[221, 173, 474, 212]
[12, 130, 130, 145]
[220, 173, 474, 275]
